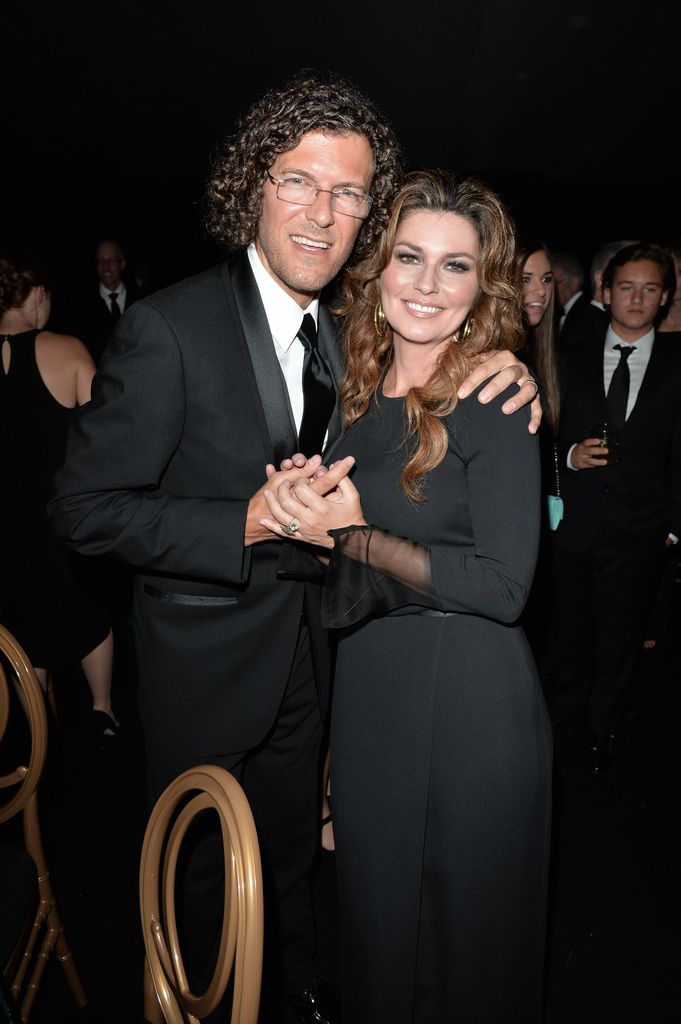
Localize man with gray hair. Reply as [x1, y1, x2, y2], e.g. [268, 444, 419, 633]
[553, 251, 589, 340]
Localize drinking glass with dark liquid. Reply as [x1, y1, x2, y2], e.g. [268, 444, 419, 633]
[589, 421, 620, 464]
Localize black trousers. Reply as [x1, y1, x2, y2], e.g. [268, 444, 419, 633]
[144, 622, 324, 1022]
[542, 540, 664, 740]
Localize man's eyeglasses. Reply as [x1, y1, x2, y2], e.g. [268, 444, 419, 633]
[96, 257, 123, 266]
[266, 173, 373, 220]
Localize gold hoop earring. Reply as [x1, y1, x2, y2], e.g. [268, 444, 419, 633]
[459, 316, 474, 342]
[374, 302, 387, 339]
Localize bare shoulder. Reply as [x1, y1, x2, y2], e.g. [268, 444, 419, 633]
[36, 331, 94, 368]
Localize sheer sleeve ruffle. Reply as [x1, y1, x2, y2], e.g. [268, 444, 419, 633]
[321, 525, 442, 628]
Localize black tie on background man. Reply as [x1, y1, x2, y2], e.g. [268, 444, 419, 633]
[605, 342, 635, 427]
[543, 242, 680, 772]
[108, 291, 121, 324]
[48, 71, 541, 1022]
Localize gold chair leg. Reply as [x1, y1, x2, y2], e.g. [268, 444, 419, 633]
[54, 930, 87, 1007]
[143, 956, 164, 1024]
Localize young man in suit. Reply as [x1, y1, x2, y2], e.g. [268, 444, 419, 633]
[544, 242, 680, 772]
[49, 71, 540, 1021]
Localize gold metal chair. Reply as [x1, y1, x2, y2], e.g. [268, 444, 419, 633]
[0, 623, 87, 1022]
[139, 765, 263, 1024]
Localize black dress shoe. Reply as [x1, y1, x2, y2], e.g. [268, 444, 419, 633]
[287, 976, 341, 1024]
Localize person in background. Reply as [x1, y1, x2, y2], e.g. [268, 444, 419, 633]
[642, 237, 681, 649]
[543, 243, 681, 774]
[658, 239, 681, 334]
[553, 250, 588, 343]
[516, 237, 561, 661]
[518, 238, 560, 435]
[71, 239, 143, 365]
[0, 248, 117, 740]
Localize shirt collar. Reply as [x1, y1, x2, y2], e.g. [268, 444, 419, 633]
[99, 280, 126, 303]
[606, 324, 655, 357]
[247, 243, 319, 352]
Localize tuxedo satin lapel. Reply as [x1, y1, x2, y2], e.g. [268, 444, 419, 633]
[318, 304, 343, 448]
[225, 254, 298, 465]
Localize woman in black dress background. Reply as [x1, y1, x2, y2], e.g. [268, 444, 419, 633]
[262, 172, 552, 1021]
[516, 237, 562, 662]
[0, 248, 117, 735]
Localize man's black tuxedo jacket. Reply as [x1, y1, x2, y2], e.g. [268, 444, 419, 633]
[554, 332, 681, 554]
[559, 294, 608, 348]
[49, 253, 344, 755]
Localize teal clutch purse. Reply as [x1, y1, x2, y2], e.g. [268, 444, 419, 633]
[547, 442, 564, 531]
[547, 494, 564, 531]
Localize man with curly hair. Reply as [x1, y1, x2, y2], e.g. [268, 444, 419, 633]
[50, 70, 539, 1021]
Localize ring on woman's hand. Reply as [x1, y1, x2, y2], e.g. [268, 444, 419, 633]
[518, 377, 539, 400]
[281, 517, 300, 536]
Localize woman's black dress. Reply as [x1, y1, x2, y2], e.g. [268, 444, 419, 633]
[321, 383, 552, 1023]
[0, 330, 109, 667]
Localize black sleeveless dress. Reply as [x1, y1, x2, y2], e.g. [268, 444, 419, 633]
[0, 330, 109, 667]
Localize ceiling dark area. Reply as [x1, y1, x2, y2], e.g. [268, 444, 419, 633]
[3, 1, 680, 278]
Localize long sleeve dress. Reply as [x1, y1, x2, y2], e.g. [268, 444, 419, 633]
[320, 381, 552, 1023]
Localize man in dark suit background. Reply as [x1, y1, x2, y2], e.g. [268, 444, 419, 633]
[49, 71, 540, 1021]
[72, 238, 143, 364]
[544, 242, 680, 771]
[553, 251, 588, 339]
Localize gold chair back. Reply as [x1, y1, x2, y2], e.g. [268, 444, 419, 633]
[139, 764, 263, 1024]
[0, 623, 87, 1021]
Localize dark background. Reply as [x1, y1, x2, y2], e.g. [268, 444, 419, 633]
[3, 1, 680, 295]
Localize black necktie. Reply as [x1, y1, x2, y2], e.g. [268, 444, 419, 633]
[606, 343, 636, 428]
[297, 313, 335, 456]
[109, 292, 121, 323]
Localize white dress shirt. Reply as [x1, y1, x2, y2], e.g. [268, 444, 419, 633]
[247, 243, 319, 433]
[602, 325, 654, 420]
[99, 280, 127, 312]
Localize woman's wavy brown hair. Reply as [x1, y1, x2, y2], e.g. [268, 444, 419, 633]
[515, 237, 560, 437]
[205, 70, 403, 264]
[0, 248, 51, 318]
[338, 169, 523, 501]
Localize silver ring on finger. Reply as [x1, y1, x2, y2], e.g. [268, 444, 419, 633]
[281, 517, 300, 537]
[517, 377, 539, 400]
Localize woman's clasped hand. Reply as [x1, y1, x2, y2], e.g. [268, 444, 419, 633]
[260, 455, 362, 549]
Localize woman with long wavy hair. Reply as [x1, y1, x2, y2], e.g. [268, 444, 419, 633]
[515, 237, 562, 660]
[516, 237, 560, 436]
[261, 170, 551, 1022]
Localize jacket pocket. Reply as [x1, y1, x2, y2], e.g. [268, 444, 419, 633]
[143, 583, 238, 607]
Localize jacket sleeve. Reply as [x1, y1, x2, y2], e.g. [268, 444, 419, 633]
[322, 387, 541, 628]
[48, 300, 253, 585]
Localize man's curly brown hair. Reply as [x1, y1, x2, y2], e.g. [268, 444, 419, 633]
[204, 69, 403, 264]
